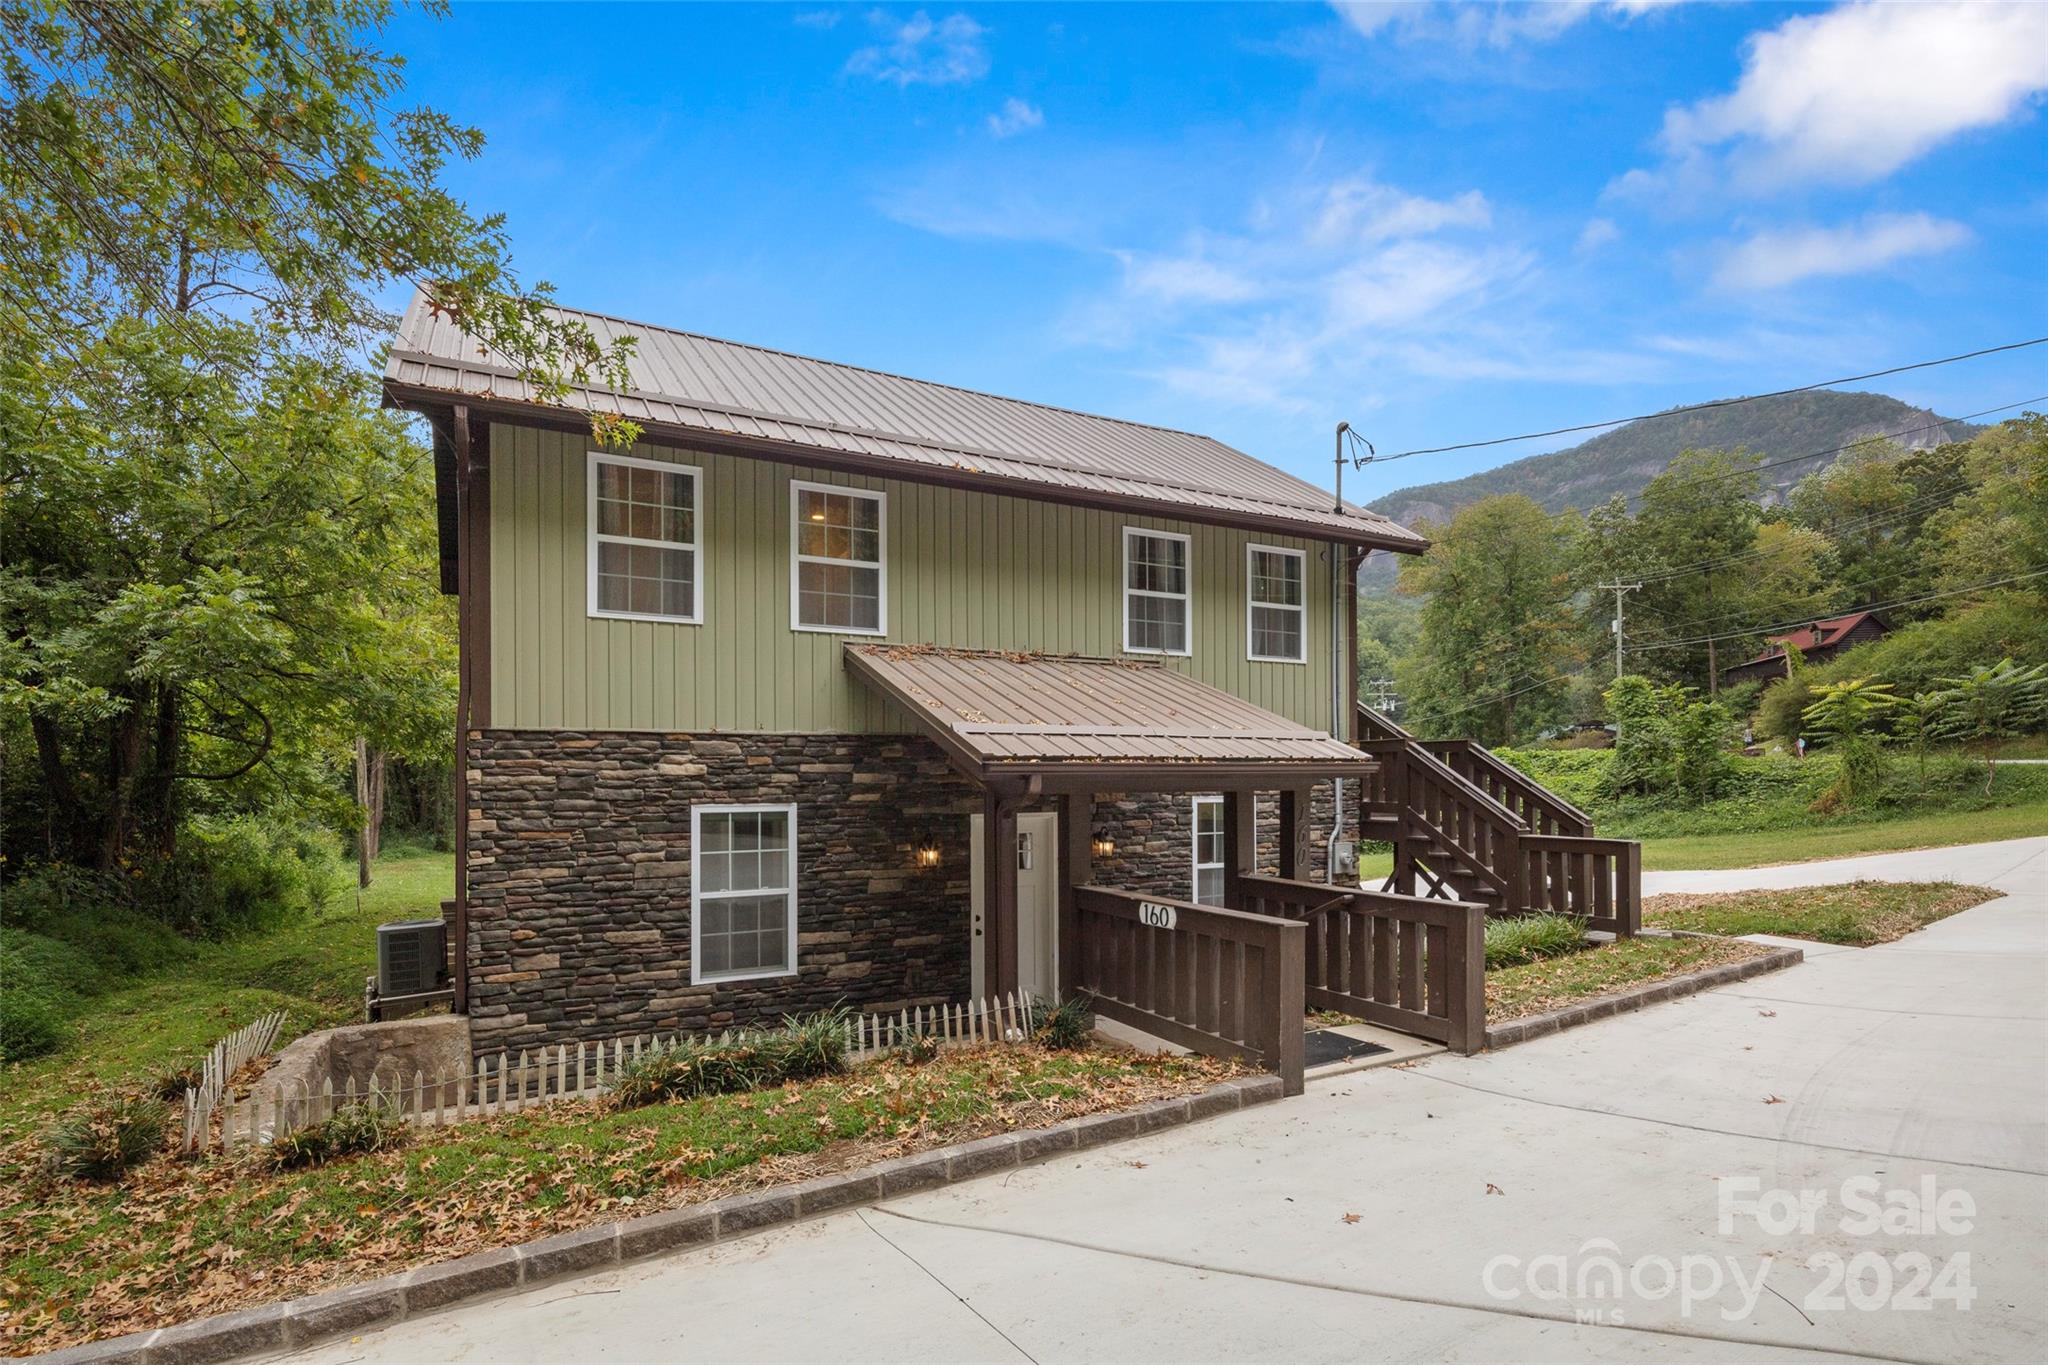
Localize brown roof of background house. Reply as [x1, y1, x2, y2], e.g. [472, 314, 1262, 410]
[383, 292, 1423, 549]
[845, 644, 1376, 786]
[1735, 610, 1888, 667]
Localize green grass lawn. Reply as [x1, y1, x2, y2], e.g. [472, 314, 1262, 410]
[1, 1044, 1232, 1355]
[1484, 934, 1770, 1023]
[1634, 802, 2048, 870]
[0, 850, 453, 1140]
[1645, 881, 2000, 945]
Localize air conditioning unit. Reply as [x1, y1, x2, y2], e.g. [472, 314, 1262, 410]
[377, 918, 448, 998]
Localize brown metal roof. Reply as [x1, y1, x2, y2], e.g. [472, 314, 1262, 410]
[845, 644, 1377, 790]
[384, 291, 1423, 550]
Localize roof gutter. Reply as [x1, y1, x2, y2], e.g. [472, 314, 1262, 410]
[383, 381, 1429, 555]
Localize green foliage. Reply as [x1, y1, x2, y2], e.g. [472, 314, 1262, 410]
[1599, 675, 1733, 804]
[1784, 440, 1967, 620]
[39, 1094, 169, 1181]
[1031, 995, 1094, 1051]
[268, 1101, 408, 1171]
[1396, 495, 1578, 744]
[6, 818, 339, 940]
[1803, 678, 1898, 812]
[609, 1012, 851, 1110]
[1933, 658, 2048, 793]
[1483, 914, 1587, 970]
[0, 990, 67, 1062]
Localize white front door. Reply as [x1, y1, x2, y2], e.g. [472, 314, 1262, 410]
[969, 811, 1059, 1002]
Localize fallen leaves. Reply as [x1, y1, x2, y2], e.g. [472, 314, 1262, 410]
[1340, 1212, 1361, 1224]
[1763, 1095, 1786, 1105]
[1484, 1183, 1505, 1196]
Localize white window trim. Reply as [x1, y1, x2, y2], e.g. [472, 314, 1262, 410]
[586, 450, 705, 624]
[690, 802, 800, 986]
[789, 479, 888, 636]
[1245, 542, 1308, 664]
[1122, 526, 1193, 657]
[1191, 794, 1224, 906]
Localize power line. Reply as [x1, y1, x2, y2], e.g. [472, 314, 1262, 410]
[1358, 338, 2048, 465]
[1631, 569, 2048, 653]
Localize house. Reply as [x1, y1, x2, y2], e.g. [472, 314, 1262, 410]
[382, 292, 1430, 1067]
[1719, 610, 1890, 688]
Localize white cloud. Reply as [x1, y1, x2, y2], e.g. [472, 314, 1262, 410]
[986, 97, 1044, 138]
[1638, 1, 2048, 193]
[846, 11, 990, 87]
[1119, 251, 1264, 306]
[1310, 176, 1491, 246]
[1576, 217, 1620, 252]
[1712, 213, 1972, 291]
[1330, 1, 1676, 49]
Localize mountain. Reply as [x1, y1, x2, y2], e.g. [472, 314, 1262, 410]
[1365, 390, 1980, 530]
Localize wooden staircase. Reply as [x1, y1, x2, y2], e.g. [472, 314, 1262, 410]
[1355, 706, 1642, 937]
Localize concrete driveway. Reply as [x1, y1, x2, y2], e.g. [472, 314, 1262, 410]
[272, 838, 2046, 1365]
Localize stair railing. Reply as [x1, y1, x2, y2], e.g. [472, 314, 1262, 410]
[1421, 740, 1594, 837]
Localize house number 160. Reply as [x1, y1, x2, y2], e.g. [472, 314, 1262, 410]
[1137, 902, 1178, 930]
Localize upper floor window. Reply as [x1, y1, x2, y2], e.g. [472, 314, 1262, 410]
[691, 804, 798, 984]
[792, 481, 886, 634]
[1191, 795, 1224, 905]
[1124, 528, 1191, 656]
[588, 452, 702, 623]
[1246, 544, 1306, 663]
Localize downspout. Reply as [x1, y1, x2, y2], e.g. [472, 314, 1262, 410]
[1330, 423, 1349, 884]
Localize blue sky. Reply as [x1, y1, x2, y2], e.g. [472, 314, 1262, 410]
[384, 1, 2048, 502]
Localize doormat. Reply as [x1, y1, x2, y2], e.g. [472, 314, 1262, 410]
[1303, 1029, 1393, 1067]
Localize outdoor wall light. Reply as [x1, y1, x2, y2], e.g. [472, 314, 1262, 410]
[1092, 837, 1115, 858]
[915, 845, 941, 869]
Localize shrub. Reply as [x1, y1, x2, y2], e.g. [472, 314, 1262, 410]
[0, 989, 69, 1062]
[150, 1063, 203, 1101]
[610, 1011, 850, 1110]
[891, 1032, 941, 1066]
[41, 1094, 170, 1180]
[1484, 914, 1588, 970]
[268, 1101, 408, 1170]
[1031, 995, 1093, 1051]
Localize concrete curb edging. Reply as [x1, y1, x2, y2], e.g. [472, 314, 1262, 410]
[1484, 945, 1805, 1050]
[28, 1075, 1283, 1365]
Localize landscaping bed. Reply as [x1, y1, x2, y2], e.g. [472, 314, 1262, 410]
[1644, 880, 2001, 946]
[0, 1043, 1238, 1355]
[1484, 933, 1773, 1024]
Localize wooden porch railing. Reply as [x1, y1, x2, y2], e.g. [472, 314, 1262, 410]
[1072, 885, 1305, 1095]
[1238, 875, 1487, 1055]
[1520, 835, 1642, 937]
[1358, 739, 1525, 902]
[1421, 740, 1595, 838]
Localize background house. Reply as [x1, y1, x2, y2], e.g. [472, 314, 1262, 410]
[1720, 610, 1890, 688]
[385, 293, 1424, 1059]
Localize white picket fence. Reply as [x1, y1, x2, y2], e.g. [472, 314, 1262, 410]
[181, 1009, 285, 1154]
[201, 993, 1042, 1152]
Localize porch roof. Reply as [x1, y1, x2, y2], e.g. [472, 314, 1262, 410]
[844, 644, 1377, 792]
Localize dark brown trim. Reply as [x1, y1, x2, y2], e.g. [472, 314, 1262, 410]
[467, 421, 493, 730]
[997, 761, 1375, 795]
[1220, 789, 1256, 908]
[1057, 792, 1091, 1000]
[983, 789, 1020, 998]
[384, 384, 1426, 555]
[1278, 787, 1309, 880]
[450, 405, 474, 1016]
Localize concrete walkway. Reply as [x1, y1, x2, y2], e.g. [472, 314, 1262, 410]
[271, 840, 2046, 1365]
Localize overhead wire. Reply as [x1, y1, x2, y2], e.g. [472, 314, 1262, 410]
[1355, 337, 2048, 465]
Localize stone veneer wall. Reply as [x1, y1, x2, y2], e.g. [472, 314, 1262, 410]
[466, 730, 1361, 1056]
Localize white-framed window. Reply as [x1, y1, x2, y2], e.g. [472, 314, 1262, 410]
[587, 451, 703, 623]
[1124, 527, 1191, 656]
[690, 804, 799, 985]
[1246, 543, 1307, 663]
[1191, 795, 1225, 905]
[791, 481, 887, 635]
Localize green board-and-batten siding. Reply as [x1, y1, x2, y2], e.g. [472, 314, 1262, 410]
[488, 423, 1338, 735]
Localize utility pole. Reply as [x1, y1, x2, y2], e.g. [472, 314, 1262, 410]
[1365, 676, 1398, 717]
[1596, 581, 1642, 680]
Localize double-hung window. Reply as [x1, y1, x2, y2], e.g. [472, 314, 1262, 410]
[588, 452, 702, 622]
[691, 804, 798, 984]
[792, 481, 886, 634]
[1191, 795, 1225, 905]
[1246, 544, 1307, 663]
[1124, 528, 1191, 656]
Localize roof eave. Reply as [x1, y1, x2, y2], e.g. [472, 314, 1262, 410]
[380, 377, 1427, 553]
